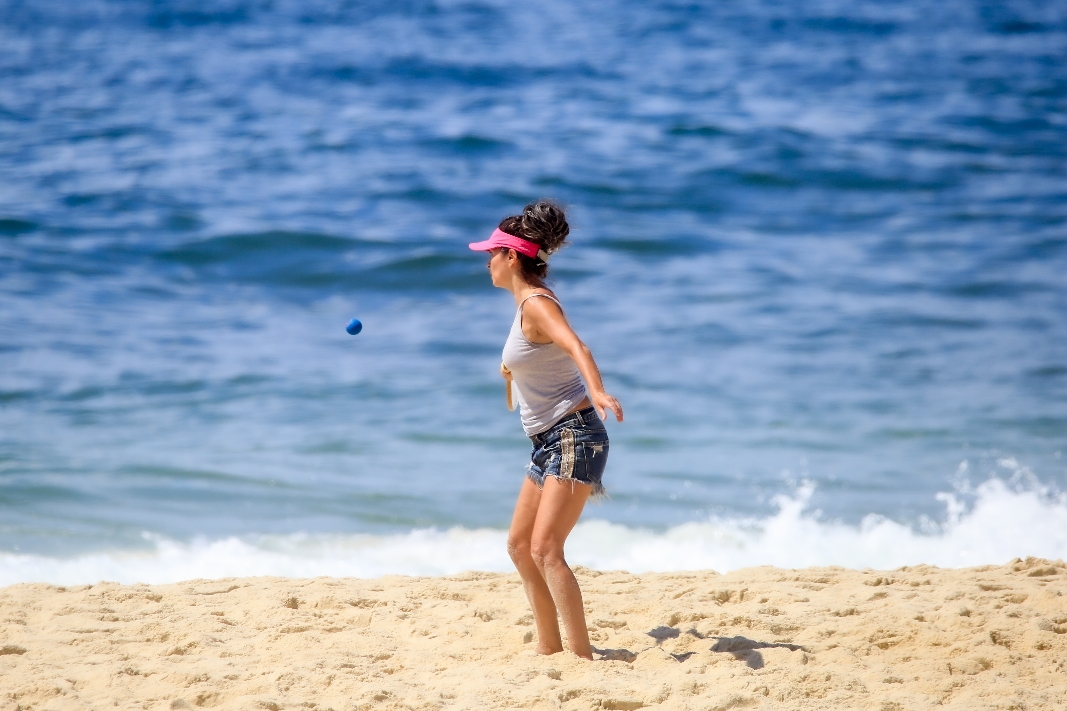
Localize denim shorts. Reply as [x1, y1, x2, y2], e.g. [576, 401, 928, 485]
[526, 407, 609, 498]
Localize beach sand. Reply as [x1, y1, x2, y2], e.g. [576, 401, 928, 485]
[1, 558, 1064, 710]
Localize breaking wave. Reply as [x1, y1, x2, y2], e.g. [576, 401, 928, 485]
[2, 474, 1064, 586]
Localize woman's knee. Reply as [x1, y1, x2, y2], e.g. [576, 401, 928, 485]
[529, 538, 565, 569]
[507, 535, 531, 563]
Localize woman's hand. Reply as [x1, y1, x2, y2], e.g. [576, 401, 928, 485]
[591, 390, 623, 423]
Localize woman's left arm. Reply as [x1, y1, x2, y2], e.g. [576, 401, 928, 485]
[524, 298, 624, 422]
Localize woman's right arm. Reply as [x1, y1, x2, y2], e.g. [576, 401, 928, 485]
[523, 297, 624, 422]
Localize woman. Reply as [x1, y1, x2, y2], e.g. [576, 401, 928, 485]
[469, 200, 623, 659]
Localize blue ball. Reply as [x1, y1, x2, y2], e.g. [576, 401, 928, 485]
[345, 318, 363, 335]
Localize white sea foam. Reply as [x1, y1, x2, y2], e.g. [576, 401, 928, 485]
[2, 476, 1064, 586]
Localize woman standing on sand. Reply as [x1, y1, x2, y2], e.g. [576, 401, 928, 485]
[469, 200, 623, 660]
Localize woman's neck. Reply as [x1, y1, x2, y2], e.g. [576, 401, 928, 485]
[510, 280, 549, 305]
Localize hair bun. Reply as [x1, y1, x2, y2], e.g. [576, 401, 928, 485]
[520, 200, 569, 254]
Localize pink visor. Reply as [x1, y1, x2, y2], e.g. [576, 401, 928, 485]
[469, 228, 550, 262]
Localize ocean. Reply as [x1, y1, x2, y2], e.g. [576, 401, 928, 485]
[1, 0, 1065, 585]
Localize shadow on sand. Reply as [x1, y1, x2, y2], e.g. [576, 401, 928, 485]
[709, 635, 806, 669]
[594, 628, 807, 669]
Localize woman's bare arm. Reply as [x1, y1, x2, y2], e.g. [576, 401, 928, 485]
[522, 296, 624, 422]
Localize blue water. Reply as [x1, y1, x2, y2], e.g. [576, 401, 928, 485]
[1, 0, 1066, 582]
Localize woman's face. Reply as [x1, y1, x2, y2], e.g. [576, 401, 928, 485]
[487, 247, 513, 288]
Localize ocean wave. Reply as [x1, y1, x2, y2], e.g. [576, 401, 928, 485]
[2, 476, 1064, 586]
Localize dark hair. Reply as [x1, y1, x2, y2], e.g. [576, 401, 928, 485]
[498, 200, 570, 285]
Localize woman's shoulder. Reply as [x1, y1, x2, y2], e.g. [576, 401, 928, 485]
[520, 290, 563, 309]
[520, 291, 567, 323]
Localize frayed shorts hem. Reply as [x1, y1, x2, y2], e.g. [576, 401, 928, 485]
[525, 468, 608, 500]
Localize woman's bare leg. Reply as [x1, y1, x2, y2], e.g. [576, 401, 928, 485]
[508, 477, 563, 654]
[530, 477, 593, 659]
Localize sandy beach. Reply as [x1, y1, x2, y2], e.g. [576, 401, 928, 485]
[1, 557, 1064, 710]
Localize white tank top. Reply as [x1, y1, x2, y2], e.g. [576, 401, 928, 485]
[502, 293, 589, 436]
